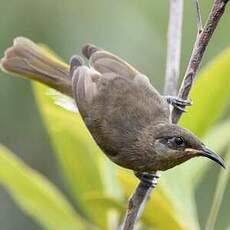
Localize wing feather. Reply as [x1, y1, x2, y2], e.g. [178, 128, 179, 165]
[71, 44, 170, 125]
[82, 44, 141, 78]
[72, 66, 99, 116]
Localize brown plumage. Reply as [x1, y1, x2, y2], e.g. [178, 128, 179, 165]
[0, 37, 225, 172]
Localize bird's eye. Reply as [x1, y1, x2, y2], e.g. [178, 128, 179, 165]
[173, 136, 185, 146]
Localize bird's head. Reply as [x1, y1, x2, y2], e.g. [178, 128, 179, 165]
[151, 124, 225, 170]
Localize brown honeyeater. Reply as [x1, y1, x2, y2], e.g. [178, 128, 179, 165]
[0, 37, 225, 172]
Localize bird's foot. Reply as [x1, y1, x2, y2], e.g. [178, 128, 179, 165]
[134, 172, 160, 188]
[165, 96, 192, 112]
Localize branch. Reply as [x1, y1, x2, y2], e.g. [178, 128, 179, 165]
[194, 0, 203, 34]
[121, 177, 157, 230]
[172, 0, 229, 123]
[164, 0, 184, 96]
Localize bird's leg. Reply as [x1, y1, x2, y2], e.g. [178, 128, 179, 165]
[134, 172, 160, 188]
[164, 96, 192, 112]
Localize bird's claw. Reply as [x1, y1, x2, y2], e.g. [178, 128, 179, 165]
[165, 96, 192, 112]
[134, 172, 160, 188]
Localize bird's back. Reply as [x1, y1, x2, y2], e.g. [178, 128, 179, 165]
[86, 73, 170, 157]
[71, 45, 170, 159]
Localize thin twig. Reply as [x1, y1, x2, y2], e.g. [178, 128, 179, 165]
[194, 0, 203, 34]
[122, 0, 229, 229]
[164, 0, 184, 96]
[172, 0, 229, 124]
[121, 177, 157, 230]
[205, 146, 230, 230]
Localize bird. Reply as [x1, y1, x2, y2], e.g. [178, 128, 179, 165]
[0, 37, 225, 176]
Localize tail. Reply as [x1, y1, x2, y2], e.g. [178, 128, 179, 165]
[0, 37, 73, 97]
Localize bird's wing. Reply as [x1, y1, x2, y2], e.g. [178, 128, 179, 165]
[82, 44, 140, 79]
[82, 44, 159, 93]
[71, 65, 99, 116]
[71, 46, 170, 126]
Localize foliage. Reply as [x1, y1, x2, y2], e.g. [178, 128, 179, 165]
[0, 145, 86, 230]
[0, 46, 229, 229]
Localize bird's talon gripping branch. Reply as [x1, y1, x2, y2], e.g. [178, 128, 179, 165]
[165, 96, 192, 112]
[173, 103, 187, 112]
[134, 172, 160, 188]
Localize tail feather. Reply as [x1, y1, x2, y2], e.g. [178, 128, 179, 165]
[0, 37, 73, 97]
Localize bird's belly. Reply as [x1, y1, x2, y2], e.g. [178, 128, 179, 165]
[84, 118, 164, 172]
[86, 122, 186, 172]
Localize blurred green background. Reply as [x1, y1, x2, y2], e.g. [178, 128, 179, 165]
[0, 0, 229, 229]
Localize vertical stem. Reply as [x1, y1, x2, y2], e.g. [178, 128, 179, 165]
[164, 0, 184, 96]
[193, 0, 203, 33]
[205, 147, 230, 230]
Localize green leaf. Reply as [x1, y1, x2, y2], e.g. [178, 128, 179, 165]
[0, 145, 86, 230]
[82, 192, 125, 229]
[205, 145, 230, 230]
[117, 169, 187, 230]
[97, 156, 123, 200]
[160, 165, 200, 230]
[180, 48, 230, 137]
[83, 193, 124, 213]
[190, 118, 230, 185]
[33, 82, 107, 228]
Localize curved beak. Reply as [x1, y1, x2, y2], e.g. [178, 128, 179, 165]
[199, 146, 225, 168]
